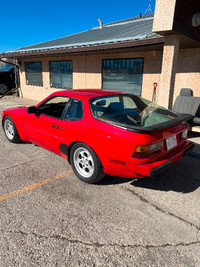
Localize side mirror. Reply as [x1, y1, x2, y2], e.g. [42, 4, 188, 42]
[27, 106, 37, 114]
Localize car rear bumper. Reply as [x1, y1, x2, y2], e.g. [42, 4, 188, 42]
[104, 141, 194, 179]
[130, 141, 194, 178]
[149, 160, 172, 177]
[149, 142, 194, 177]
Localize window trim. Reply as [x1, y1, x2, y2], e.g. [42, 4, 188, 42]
[24, 61, 43, 87]
[49, 60, 73, 89]
[63, 98, 83, 121]
[35, 96, 83, 121]
[101, 58, 144, 96]
[36, 96, 71, 120]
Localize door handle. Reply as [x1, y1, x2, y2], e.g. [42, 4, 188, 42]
[51, 124, 59, 129]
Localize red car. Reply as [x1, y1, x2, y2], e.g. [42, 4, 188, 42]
[1, 89, 194, 183]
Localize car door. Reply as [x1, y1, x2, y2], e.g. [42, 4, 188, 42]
[59, 98, 84, 152]
[24, 96, 70, 154]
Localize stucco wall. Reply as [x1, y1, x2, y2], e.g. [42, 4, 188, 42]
[174, 48, 200, 100]
[18, 50, 163, 102]
[153, 0, 176, 33]
[18, 47, 200, 105]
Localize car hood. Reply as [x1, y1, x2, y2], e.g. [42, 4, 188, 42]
[4, 106, 27, 114]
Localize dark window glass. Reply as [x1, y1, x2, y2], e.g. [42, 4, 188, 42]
[102, 59, 144, 95]
[25, 62, 43, 86]
[64, 99, 83, 120]
[90, 94, 178, 127]
[37, 96, 70, 119]
[50, 61, 72, 89]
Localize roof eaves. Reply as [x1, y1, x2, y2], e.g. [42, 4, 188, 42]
[2, 34, 155, 55]
[0, 36, 164, 58]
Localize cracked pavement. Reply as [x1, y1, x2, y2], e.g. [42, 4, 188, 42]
[0, 96, 200, 266]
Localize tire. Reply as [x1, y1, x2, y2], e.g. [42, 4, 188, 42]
[3, 116, 21, 143]
[70, 142, 105, 184]
[0, 84, 8, 94]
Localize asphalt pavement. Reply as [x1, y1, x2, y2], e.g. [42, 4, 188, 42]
[0, 95, 200, 267]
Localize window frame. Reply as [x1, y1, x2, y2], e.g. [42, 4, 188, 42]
[63, 98, 83, 121]
[89, 94, 179, 130]
[36, 96, 83, 121]
[49, 60, 73, 89]
[36, 96, 71, 120]
[24, 61, 43, 87]
[101, 58, 144, 96]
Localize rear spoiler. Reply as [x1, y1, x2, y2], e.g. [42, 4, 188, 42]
[125, 114, 193, 133]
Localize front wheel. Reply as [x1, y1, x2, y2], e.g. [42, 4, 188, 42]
[3, 116, 21, 143]
[70, 142, 105, 184]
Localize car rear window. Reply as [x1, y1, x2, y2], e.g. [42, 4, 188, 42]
[90, 94, 178, 128]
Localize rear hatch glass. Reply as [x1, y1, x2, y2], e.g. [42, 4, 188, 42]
[90, 94, 191, 132]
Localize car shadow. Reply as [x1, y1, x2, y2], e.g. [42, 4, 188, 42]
[131, 152, 200, 193]
[188, 131, 200, 138]
[97, 175, 134, 185]
[99, 144, 200, 193]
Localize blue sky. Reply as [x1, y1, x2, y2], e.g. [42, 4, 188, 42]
[0, 0, 155, 53]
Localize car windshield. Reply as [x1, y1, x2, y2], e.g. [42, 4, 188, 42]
[0, 64, 14, 72]
[90, 94, 178, 128]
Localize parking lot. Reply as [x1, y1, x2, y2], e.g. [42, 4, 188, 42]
[0, 96, 200, 266]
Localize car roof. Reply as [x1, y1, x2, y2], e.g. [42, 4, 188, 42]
[50, 89, 125, 100]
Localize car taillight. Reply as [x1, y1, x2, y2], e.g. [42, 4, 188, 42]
[182, 129, 188, 139]
[132, 141, 163, 158]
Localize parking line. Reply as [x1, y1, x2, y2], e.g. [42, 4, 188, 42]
[0, 169, 73, 202]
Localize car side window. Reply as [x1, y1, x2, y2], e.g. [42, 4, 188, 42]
[64, 99, 83, 120]
[37, 96, 70, 119]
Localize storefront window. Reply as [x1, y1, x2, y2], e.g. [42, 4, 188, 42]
[50, 61, 72, 89]
[25, 62, 43, 86]
[102, 58, 144, 95]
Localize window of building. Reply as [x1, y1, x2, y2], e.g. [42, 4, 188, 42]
[25, 62, 43, 86]
[102, 58, 144, 95]
[50, 61, 72, 89]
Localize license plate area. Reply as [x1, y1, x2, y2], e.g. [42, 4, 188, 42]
[166, 135, 177, 150]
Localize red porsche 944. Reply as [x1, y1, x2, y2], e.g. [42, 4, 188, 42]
[1, 89, 194, 183]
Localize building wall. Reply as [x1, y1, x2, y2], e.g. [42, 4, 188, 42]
[174, 48, 200, 100]
[153, 0, 176, 33]
[18, 50, 163, 102]
[0, 62, 5, 67]
[18, 47, 200, 106]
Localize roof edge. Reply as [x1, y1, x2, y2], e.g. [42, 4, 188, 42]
[0, 37, 164, 58]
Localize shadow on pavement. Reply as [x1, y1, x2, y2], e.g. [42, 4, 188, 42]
[188, 131, 200, 139]
[97, 175, 134, 185]
[131, 143, 200, 193]
[99, 143, 200, 193]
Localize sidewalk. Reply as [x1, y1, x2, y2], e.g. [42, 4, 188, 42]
[0, 95, 38, 113]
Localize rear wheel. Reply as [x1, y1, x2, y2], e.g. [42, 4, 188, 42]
[3, 116, 21, 143]
[0, 84, 8, 94]
[70, 142, 105, 183]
